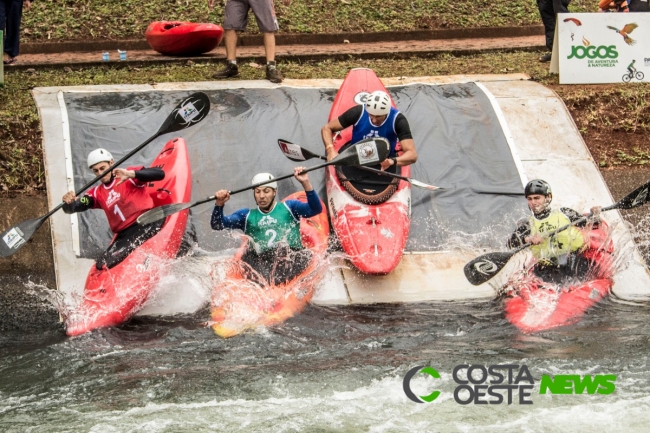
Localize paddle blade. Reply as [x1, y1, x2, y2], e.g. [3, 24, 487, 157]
[0, 216, 48, 257]
[410, 179, 444, 191]
[137, 202, 191, 226]
[609, 179, 650, 210]
[277, 139, 324, 162]
[159, 92, 211, 134]
[463, 250, 520, 286]
[335, 137, 390, 167]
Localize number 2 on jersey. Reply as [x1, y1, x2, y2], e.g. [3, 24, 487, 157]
[265, 229, 277, 248]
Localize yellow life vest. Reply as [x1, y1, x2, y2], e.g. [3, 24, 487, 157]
[529, 209, 584, 262]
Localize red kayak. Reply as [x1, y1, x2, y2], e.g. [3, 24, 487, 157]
[504, 220, 615, 333]
[325, 68, 411, 275]
[210, 192, 329, 337]
[145, 21, 224, 56]
[65, 138, 192, 336]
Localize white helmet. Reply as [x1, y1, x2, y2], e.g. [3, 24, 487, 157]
[87, 148, 113, 168]
[251, 173, 277, 189]
[365, 90, 391, 116]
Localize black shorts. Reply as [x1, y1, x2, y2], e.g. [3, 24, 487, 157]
[533, 252, 592, 285]
[241, 244, 313, 286]
[96, 219, 164, 270]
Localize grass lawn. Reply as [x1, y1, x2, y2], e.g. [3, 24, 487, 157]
[20, 0, 597, 42]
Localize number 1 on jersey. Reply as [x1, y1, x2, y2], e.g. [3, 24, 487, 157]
[114, 204, 126, 222]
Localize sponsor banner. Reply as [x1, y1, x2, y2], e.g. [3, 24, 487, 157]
[555, 13, 650, 84]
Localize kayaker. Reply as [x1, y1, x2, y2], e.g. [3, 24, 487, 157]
[320, 90, 418, 171]
[62, 148, 166, 270]
[507, 179, 600, 284]
[211, 167, 323, 285]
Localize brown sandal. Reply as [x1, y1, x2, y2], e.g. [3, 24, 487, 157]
[3, 57, 17, 65]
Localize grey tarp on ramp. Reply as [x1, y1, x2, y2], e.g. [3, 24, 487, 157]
[63, 83, 526, 259]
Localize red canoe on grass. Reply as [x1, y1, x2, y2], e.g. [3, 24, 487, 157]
[145, 21, 224, 56]
[65, 138, 192, 336]
[325, 68, 411, 275]
[504, 220, 615, 333]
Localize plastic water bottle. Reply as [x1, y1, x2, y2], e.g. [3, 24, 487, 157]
[102, 52, 109, 61]
[118, 50, 127, 61]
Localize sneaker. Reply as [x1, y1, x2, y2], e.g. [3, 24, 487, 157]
[212, 62, 239, 79]
[266, 63, 283, 83]
[539, 53, 552, 63]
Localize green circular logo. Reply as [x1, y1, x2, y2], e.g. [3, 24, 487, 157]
[403, 365, 441, 403]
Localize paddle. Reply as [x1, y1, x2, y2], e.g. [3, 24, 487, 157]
[277, 139, 444, 192]
[0, 92, 211, 258]
[463, 179, 650, 286]
[136, 137, 391, 226]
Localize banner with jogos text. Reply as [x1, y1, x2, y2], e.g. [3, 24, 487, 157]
[554, 13, 649, 84]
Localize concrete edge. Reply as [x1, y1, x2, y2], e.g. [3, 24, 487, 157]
[20, 25, 545, 55]
[7, 45, 547, 72]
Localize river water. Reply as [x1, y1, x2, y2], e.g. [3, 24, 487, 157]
[3, 169, 650, 432]
[1, 290, 649, 432]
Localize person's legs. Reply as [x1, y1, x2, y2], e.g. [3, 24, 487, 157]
[262, 32, 275, 63]
[553, 0, 570, 14]
[4, 0, 22, 59]
[213, 0, 248, 79]
[250, 0, 282, 83]
[224, 29, 238, 61]
[538, 0, 569, 62]
[536, 0, 556, 61]
[212, 30, 240, 78]
[0, 0, 9, 61]
[262, 32, 283, 83]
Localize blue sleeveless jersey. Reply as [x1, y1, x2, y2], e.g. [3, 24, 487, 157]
[351, 106, 399, 156]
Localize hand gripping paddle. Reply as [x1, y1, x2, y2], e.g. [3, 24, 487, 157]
[0, 92, 211, 257]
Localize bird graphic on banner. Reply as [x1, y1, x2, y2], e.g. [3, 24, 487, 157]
[607, 23, 638, 46]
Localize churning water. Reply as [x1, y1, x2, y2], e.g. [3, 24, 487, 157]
[1, 293, 650, 432]
[3, 215, 650, 432]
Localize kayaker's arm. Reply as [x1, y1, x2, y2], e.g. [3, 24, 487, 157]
[380, 114, 417, 170]
[287, 167, 323, 218]
[321, 105, 363, 161]
[134, 167, 165, 183]
[507, 219, 531, 249]
[286, 190, 323, 219]
[113, 166, 165, 186]
[560, 207, 595, 227]
[62, 194, 95, 214]
[210, 206, 249, 231]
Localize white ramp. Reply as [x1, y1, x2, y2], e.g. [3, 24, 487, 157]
[311, 77, 650, 305]
[32, 75, 650, 316]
